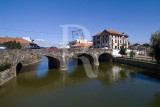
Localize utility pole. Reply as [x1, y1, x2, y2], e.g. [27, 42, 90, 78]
[71, 29, 84, 41]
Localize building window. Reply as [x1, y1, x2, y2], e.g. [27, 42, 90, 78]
[97, 36, 100, 39]
[94, 42, 96, 46]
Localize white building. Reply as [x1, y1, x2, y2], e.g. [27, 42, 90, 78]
[68, 38, 92, 48]
[93, 29, 128, 49]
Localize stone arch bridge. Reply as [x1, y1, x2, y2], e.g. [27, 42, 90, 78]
[0, 49, 113, 71]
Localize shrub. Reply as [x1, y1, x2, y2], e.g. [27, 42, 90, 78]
[37, 55, 42, 60]
[119, 44, 127, 57]
[130, 51, 135, 59]
[0, 62, 11, 72]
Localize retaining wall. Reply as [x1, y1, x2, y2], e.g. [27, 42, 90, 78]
[0, 66, 16, 86]
[113, 58, 160, 72]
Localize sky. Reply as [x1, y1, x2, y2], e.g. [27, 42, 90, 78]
[0, 0, 160, 46]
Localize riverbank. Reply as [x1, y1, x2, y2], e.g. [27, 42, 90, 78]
[113, 58, 160, 71]
[113, 57, 160, 79]
[0, 56, 42, 87]
[113, 57, 160, 72]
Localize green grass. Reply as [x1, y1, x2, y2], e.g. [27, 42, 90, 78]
[0, 62, 11, 72]
[37, 55, 42, 60]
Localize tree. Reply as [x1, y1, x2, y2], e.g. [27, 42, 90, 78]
[143, 43, 150, 47]
[130, 51, 135, 59]
[128, 45, 135, 50]
[128, 41, 131, 45]
[0, 41, 22, 49]
[133, 43, 140, 46]
[150, 31, 160, 64]
[148, 50, 154, 61]
[119, 45, 127, 57]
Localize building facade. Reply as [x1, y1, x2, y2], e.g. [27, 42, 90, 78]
[93, 29, 128, 49]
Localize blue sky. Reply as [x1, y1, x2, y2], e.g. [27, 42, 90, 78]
[0, 0, 160, 46]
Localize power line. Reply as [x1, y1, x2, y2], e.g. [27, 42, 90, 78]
[0, 27, 65, 35]
[72, 29, 84, 41]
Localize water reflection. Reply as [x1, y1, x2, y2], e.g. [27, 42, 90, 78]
[68, 58, 97, 78]
[16, 61, 130, 90]
[151, 93, 160, 107]
[98, 62, 128, 86]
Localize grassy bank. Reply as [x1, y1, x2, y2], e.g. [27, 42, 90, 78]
[117, 57, 156, 64]
[37, 55, 42, 60]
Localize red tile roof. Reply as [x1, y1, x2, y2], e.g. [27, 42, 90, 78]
[107, 29, 123, 35]
[0, 37, 34, 44]
[94, 32, 103, 37]
[93, 29, 128, 37]
[72, 43, 93, 47]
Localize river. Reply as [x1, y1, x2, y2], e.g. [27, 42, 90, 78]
[0, 56, 160, 107]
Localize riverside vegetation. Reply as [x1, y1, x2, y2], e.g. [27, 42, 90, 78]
[0, 41, 22, 49]
[0, 62, 11, 72]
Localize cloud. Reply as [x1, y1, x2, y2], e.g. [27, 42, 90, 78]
[34, 39, 56, 47]
[36, 39, 45, 42]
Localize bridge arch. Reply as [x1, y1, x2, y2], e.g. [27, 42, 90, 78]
[98, 53, 113, 62]
[16, 62, 23, 74]
[45, 56, 60, 69]
[73, 53, 94, 65]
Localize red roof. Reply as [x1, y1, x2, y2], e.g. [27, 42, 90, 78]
[72, 43, 93, 47]
[107, 29, 123, 35]
[94, 32, 103, 37]
[93, 29, 128, 37]
[0, 37, 34, 44]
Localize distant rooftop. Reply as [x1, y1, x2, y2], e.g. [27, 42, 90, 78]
[72, 43, 93, 47]
[0, 37, 34, 44]
[93, 29, 128, 37]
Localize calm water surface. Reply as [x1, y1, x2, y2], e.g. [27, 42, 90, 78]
[0, 56, 160, 107]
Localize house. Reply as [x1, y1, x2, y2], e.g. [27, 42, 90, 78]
[137, 45, 151, 56]
[71, 42, 93, 48]
[92, 29, 128, 49]
[0, 37, 37, 49]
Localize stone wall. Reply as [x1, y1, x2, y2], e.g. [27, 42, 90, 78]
[113, 58, 160, 72]
[0, 66, 16, 86]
